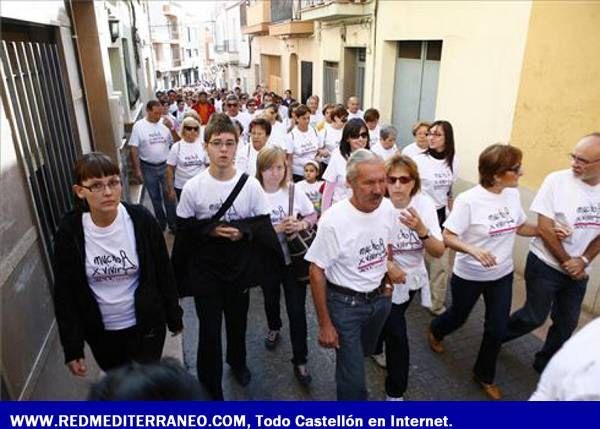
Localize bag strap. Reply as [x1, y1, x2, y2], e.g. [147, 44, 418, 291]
[288, 182, 295, 217]
[211, 173, 249, 222]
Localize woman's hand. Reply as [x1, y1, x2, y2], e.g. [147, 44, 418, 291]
[67, 358, 87, 377]
[209, 225, 243, 241]
[468, 245, 497, 267]
[554, 222, 572, 241]
[399, 207, 427, 236]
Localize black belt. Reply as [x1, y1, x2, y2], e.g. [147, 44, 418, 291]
[140, 159, 167, 167]
[327, 280, 385, 300]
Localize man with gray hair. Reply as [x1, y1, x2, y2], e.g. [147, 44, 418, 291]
[305, 149, 404, 400]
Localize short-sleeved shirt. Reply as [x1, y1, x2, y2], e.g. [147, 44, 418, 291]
[129, 118, 173, 164]
[322, 148, 352, 204]
[413, 153, 459, 210]
[166, 140, 208, 189]
[287, 126, 322, 176]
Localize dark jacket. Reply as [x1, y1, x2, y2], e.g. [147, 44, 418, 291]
[52, 202, 183, 364]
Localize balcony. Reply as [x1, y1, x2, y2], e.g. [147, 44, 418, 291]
[243, 0, 271, 35]
[269, 21, 314, 37]
[271, 0, 293, 23]
[300, 0, 373, 22]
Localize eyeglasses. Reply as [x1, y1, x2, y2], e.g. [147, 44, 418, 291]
[427, 132, 444, 138]
[350, 132, 369, 139]
[506, 164, 522, 173]
[208, 140, 236, 148]
[183, 125, 200, 132]
[79, 179, 122, 193]
[569, 153, 600, 166]
[387, 175, 414, 185]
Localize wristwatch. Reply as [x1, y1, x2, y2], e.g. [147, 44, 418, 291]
[418, 229, 430, 240]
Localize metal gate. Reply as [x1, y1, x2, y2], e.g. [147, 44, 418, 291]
[0, 21, 81, 264]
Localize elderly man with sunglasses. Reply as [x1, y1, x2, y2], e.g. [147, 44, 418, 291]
[224, 94, 252, 143]
[504, 132, 600, 373]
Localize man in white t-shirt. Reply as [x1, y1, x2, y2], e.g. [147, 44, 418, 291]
[346, 96, 364, 120]
[224, 94, 251, 142]
[305, 149, 403, 400]
[129, 100, 176, 232]
[504, 133, 600, 373]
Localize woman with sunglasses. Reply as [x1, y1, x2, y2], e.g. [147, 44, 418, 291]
[321, 118, 370, 212]
[375, 154, 445, 400]
[53, 152, 183, 377]
[427, 144, 539, 400]
[166, 117, 208, 201]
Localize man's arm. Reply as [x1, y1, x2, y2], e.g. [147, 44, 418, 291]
[129, 146, 143, 183]
[309, 263, 339, 349]
[563, 234, 600, 279]
[537, 214, 571, 264]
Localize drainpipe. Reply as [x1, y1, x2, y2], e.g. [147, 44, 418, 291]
[369, 0, 378, 108]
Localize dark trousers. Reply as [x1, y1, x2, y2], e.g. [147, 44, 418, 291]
[430, 272, 513, 384]
[194, 285, 250, 400]
[87, 324, 166, 372]
[504, 252, 588, 372]
[383, 290, 416, 398]
[261, 265, 308, 365]
[175, 187, 182, 201]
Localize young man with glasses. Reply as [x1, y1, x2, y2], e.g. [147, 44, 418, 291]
[129, 100, 177, 233]
[504, 132, 600, 373]
[173, 113, 281, 400]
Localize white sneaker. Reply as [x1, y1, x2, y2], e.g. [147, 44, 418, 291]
[386, 395, 404, 401]
[371, 353, 386, 368]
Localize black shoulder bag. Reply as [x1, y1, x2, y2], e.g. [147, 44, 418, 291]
[286, 183, 317, 283]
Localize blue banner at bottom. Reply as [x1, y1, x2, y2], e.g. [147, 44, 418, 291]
[0, 402, 597, 429]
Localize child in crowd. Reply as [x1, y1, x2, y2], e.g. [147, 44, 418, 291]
[295, 160, 324, 216]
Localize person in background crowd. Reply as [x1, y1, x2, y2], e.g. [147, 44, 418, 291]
[503, 132, 600, 373]
[171, 98, 187, 130]
[89, 358, 205, 400]
[402, 121, 431, 158]
[530, 317, 600, 400]
[283, 89, 295, 107]
[193, 91, 215, 125]
[53, 152, 183, 377]
[262, 103, 289, 152]
[307, 95, 323, 129]
[166, 117, 208, 201]
[317, 105, 348, 171]
[286, 101, 301, 132]
[316, 103, 335, 132]
[428, 144, 539, 400]
[346, 96, 364, 120]
[287, 104, 322, 182]
[321, 118, 370, 212]
[305, 149, 404, 400]
[172, 114, 282, 400]
[296, 160, 324, 217]
[234, 86, 242, 98]
[129, 100, 177, 233]
[364, 108, 381, 146]
[275, 94, 289, 127]
[224, 94, 251, 142]
[413, 120, 458, 315]
[256, 147, 317, 386]
[159, 100, 180, 142]
[235, 118, 271, 177]
[261, 92, 274, 109]
[246, 98, 258, 120]
[167, 89, 178, 115]
[371, 125, 399, 161]
[376, 154, 445, 400]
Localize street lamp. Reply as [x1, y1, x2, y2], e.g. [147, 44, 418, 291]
[108, 15, 120, 43]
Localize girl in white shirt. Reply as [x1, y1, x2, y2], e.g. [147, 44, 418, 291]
[256, 147, 317, 386]
[295, 160, 324, 216]
[428, 144, 540, 400]
[287, 105, 323, 182]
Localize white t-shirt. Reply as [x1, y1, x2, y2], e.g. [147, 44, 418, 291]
[83, 204, 139, 330]
[444, 185, 526, 281]
[413, 153, 458, 209]
[296, 179, 324, 214]
[267, 121, 290, 151]
[322, 148, 352, 204]
[368, 125, 381, 146]
[166, 140, 208, 189]
[265, 186, 316, 265]
[529, 169, 600, 274]
[310, 112, 324, 128]
[318, 125, 343, 164]
[235, 142, 264, 177]
[371, 142, 398, 161]
[177, 169, 270, 221]
[389, 193, 442, 304]
[305, 198, 397, 292]
[347, 110, 364, 120]
[287, 127, 322, 176]
[227, 111, 252, 140]
[530, 317, 600, 401]
[129, 118, 173, 164]
[401, 142, 427, 159]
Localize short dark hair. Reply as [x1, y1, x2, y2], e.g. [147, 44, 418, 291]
[204, 113, 238, 143]
[74, 152, 119, 185]
[331, 104, 349, 121]
[294, 104, 310, 118]
[249, 118, 272, 136]
[340, 118, 370, 159]
[479, 143, 523, 188]
[146, 100, 161, 111]
[363, 108, 380, 122]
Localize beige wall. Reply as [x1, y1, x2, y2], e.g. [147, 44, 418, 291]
[373, 0, 532, 184]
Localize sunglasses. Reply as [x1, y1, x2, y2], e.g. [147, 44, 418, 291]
[350, 132, 369, 139]
[387, 175, 414, 185]
[227, 103, 238, 107]
[183, 126, 200, 132]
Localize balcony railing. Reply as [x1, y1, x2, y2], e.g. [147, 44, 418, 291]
[271, 0, 293, 23]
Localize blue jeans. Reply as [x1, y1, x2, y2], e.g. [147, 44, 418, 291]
[430, 272, 513, 384]
[504, 252, 588, 372]
[141, 161, 177, 230]
[327, 287, 391, 400]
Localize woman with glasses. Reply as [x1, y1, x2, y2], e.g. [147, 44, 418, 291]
[427, 144, 539, 400]
[412, 120, 458, 315]
[321, 118, 371, 212]
[379, 154, 445, 400]
[166, 117, 208, 201]
[53, 152, 183, 377]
